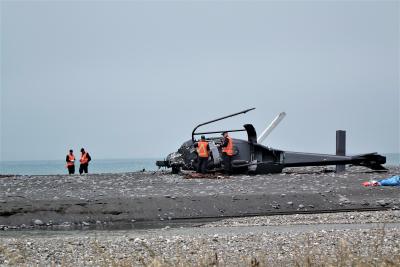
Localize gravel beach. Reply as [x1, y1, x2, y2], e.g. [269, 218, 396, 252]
[1, 166, 399, 228]
[0, 166, 399, 266]
[1, 210, 400, 266]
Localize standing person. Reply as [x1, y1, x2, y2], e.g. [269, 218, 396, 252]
[79, 148, 91, 175]
[194, 135, 210, 174]
[66, 149, 75, 175]
[221, 131, 234, 174]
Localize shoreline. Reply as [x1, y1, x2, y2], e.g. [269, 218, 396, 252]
[0, 154, 398, 176]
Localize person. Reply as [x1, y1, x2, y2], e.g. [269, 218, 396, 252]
[194, 135, 210, 174]
[79, 148, 91, 175]
[66, 149, 75, 175]
[221, 131, 234, 174]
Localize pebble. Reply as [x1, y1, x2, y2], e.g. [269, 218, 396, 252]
[33, 219, 44, 226]
[376, 199, 391, 207]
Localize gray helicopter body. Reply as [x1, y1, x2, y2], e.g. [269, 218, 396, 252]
[156, 109, 386, 174]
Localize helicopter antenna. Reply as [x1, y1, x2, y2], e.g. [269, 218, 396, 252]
[257, 112, 286, 144]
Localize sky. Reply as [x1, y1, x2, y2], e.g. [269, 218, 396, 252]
[1, 1, 399, 161]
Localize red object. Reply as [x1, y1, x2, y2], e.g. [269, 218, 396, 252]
[362, 181, 379, 187]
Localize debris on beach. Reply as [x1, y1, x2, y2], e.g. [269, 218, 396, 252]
[183, 172, 229, 179]
[362, 175, 400, 187]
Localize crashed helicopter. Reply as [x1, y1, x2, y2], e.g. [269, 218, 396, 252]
[156, 108, 386, 174]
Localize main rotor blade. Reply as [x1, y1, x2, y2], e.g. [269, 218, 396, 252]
[257, 112, 286, 144]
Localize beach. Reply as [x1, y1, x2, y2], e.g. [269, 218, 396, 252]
[1, 166, 400, 228]
[1, 210, 400, 266]
[1, 166, 400, 266]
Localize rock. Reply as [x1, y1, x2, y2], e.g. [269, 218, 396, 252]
[376, 199, 391, 207]
[212, 234, 219, 241]
[361, 200, 370, 206]
[33, 219, 44, 226]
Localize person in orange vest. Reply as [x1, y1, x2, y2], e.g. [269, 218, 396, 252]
[79, 148, 92, 175]
[66, 149, 75, 175]
[194, 135, 210, 174]
[221, 131, 234, 174]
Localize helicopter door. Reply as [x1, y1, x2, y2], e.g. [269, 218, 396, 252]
[208, 141, 222, 166]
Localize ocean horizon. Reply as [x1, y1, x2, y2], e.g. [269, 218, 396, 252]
[0, 158, 161, 175]
[1, 153, 399, 175]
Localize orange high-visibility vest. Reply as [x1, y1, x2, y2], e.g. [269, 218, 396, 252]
[80, 152, 88, 164]
[197, 141, 209, 158]
[222, 136, 234, 156]
[67, 154, 75, 166]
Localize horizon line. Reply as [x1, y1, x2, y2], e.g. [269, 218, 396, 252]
[1, 153, 399, 163]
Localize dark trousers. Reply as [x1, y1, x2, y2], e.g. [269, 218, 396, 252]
[79, 164, 88, 174]
[197, 157, 208, 174]
[222, 153, 232, 174]
[67, 165, 75, 175]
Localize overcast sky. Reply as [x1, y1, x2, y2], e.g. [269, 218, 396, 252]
[1, 1, 399, 161]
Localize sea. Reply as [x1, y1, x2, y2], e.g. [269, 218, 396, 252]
[0, 154, 399, 176]
[0, 158, 160, 175]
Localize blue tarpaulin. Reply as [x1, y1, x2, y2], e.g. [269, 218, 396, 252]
[379, 175, 400, 186]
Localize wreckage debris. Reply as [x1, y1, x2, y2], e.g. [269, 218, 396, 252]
[157, 108, 386, 175]
[184, 172, 229, 179]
